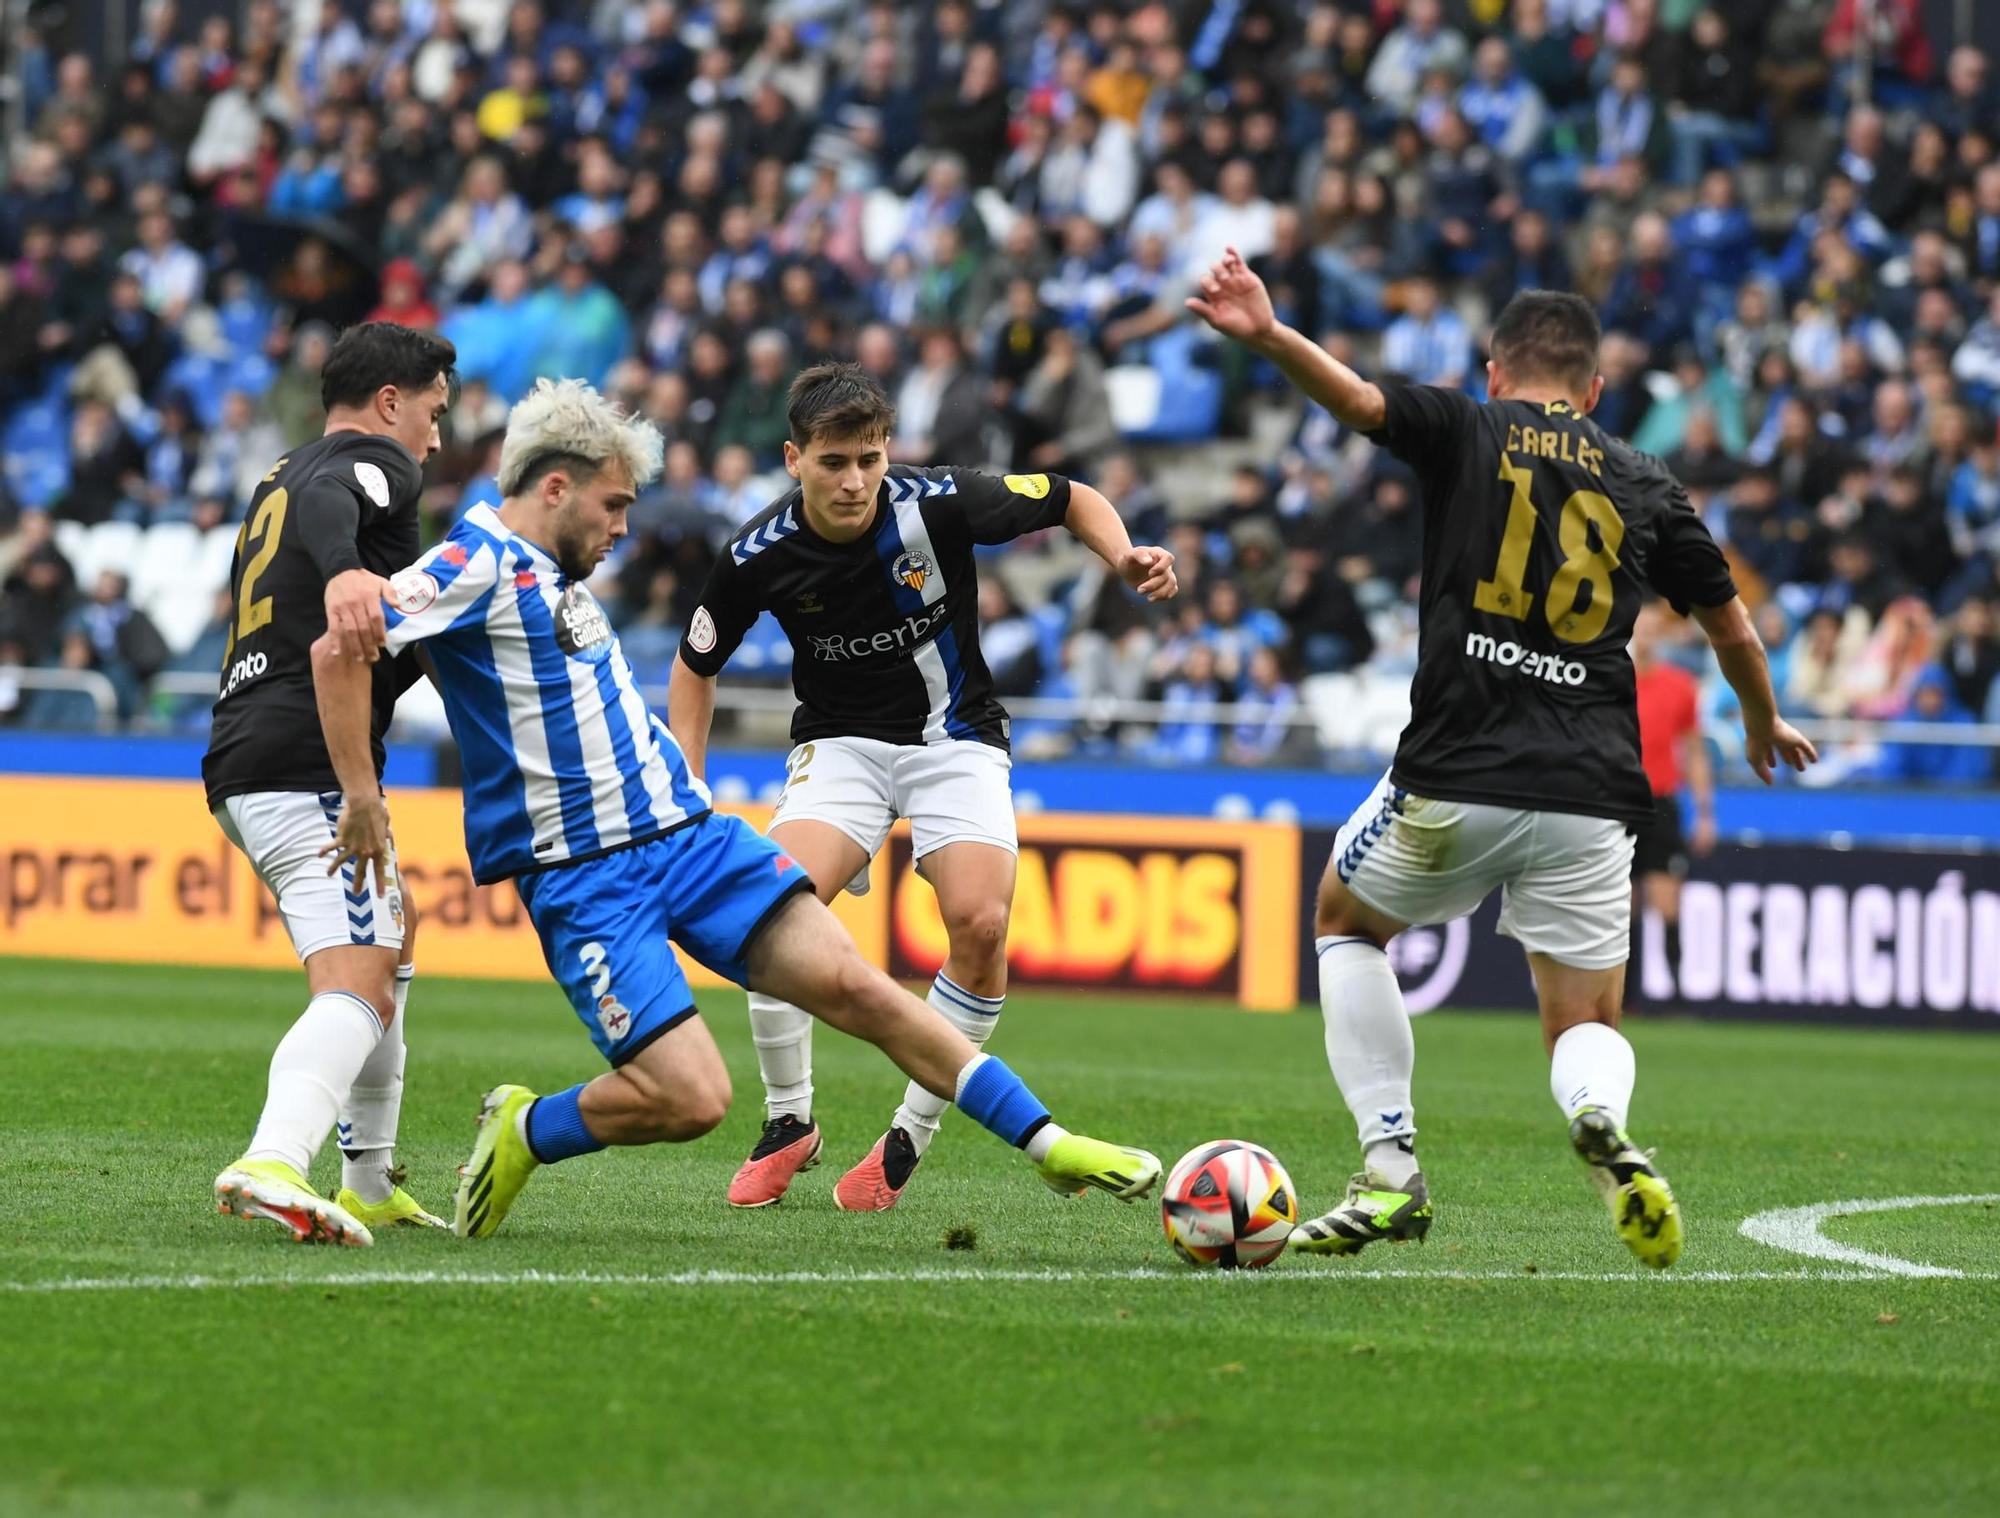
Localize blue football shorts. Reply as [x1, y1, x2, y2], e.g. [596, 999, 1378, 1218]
[515, 811, 814, 1065]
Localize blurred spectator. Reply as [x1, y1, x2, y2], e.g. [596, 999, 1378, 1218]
[1014, 326, 1115, 476]
[58, 570, 168, 718]
[715, 331, 796, 471]
[1941, 597, 2000, 719]
[1381, 279, 1470, 386]
[894, 328, 986, 468]
[54, 401, 144, 526]
[0, 0, 1991, 780]
[1228, 645, 1303, 766]
[979, 578, 1043, 700]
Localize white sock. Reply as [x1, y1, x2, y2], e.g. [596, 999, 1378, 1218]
[338, 965, 414, 1204]
[748, 992, 814, 1122]
[244, 991, 384, 1179]
[892, 973, 1003, 1155]
[1549, 1022, 1636, 1128]
[1317, 935, 1419, 1187]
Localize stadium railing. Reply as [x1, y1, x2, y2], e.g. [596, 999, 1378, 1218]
[0, 668, 121, 731]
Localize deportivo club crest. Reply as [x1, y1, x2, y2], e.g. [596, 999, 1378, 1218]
[891, 549, 933, 593]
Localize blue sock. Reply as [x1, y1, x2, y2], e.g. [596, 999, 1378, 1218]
[524, 1084, 606, 1164]
[953, 1055, 1051, 1149]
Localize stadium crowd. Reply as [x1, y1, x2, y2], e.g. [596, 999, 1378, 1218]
[2, 0, 1999, 783]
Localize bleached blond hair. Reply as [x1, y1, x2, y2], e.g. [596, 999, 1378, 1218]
[497, 377, 665, 497]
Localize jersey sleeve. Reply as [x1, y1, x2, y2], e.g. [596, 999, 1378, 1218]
[950, 468, 1074, 545]
[1646, 482, 1739, 614]
[677, 542, 763, 677]
[1364, 381, 1481, 470]
[381, 536, 500, 654]
[295, 438, 425, 582]
[292, 473, 366, 581]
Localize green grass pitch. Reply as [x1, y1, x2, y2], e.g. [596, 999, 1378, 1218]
[2, 956, 1997, 1517]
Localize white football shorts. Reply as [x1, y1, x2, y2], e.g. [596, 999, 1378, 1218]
[769, 735, 1017, 893]
[213, 789, 406, 960]
[1330, 769, 1634, 970]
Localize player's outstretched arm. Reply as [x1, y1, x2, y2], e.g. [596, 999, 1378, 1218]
[1691, 597, 1819, 785]
[1064, 482, 1178, 602]
[309, 631, 393, 895]
[1185, 247, 1387, 433]
[667, 652, 718, 781]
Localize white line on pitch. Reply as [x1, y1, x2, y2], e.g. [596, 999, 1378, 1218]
[1738, 1193, 2000, 1278]
[5, 1265, 1991, 1295]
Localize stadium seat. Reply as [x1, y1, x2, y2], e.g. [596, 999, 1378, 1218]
[1105, 366, 1163, 435]
[81, 521, 144, 588]
[197, 525, 241, 590]
[860, 188, 907, 265]
[51, 520, 90, 575]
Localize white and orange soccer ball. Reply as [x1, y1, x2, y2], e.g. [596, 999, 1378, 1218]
[1160, 1140, 1299, 1269]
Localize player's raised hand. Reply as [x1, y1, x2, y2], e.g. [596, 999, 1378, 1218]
[1119, 545, 1178, 602]
[1744, 718, 1818, 785]
[319, 790, 395, 897]
[1184, 247, 1276, 344]
[324, 568, 394, 663]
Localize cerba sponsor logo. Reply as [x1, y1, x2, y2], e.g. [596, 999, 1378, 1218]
[810, 602, 949, 661]
[1464, 630, 1588, 686]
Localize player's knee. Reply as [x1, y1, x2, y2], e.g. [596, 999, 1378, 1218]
[944, 901, 1010, 968]
[827, 953, 899, 1032]
[631, 1069, 731, 1143]
[667, 1074, 732, 1140]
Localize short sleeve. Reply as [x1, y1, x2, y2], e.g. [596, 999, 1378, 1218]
[677, 542, 762, 677]
[1364, 381, 1481, 471]
[1647, 482, 1738, 614]
[337, 435, 424, 523]
[950, 468, 1074, 545]
[382, 535, 499, 654]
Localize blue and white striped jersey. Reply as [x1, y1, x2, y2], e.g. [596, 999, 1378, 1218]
[383, 504, 712, 884]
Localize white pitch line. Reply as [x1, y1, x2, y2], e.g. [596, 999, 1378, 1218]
[5, 1264, 1995, 1295]
[1738, 1193, 2000, 1278]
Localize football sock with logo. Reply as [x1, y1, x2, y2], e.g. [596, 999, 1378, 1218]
[337, 965, 415, 1204]
[522, 1084, 606, 1164]
[1549, 1021, 1635, 1130]
[1316, 935, 1420, 1189]
[952, 1053, 1062, 1157]
[892, 975, 1003, 1156]
[244, 991, 384, 1178]
[748, 992, 815, 1122]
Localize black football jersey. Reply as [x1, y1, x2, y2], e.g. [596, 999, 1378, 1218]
[679, 465, 1072, 749]
[1367, 383, 1737, 824]
[201, 431, 426, 808]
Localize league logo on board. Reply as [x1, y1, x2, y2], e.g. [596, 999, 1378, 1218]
[892, 549, 933, 593]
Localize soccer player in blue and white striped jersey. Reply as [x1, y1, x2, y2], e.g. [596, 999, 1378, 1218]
[313, 379, 1161, 1237]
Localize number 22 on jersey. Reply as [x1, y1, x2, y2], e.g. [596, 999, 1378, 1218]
[222, 483, 289, 665]
[1472, 456, 1625, 644]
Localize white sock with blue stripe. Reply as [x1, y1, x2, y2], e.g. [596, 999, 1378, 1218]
[338, 965, 414, 1204]
[892, 974, 1004, 1156]
[1316, 935, 1420, 1189]
[244, 990, 384, 1180]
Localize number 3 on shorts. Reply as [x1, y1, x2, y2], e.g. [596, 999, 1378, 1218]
[579, 941, 612, 997]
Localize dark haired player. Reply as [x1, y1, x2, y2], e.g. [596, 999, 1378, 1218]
[669, 362, 1178, 1211]
[202, 321, 457, 1246]
[1190, 253, 1817, 1267]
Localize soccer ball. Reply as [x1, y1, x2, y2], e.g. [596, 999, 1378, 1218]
[1161, 1140, 1299, 1269]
